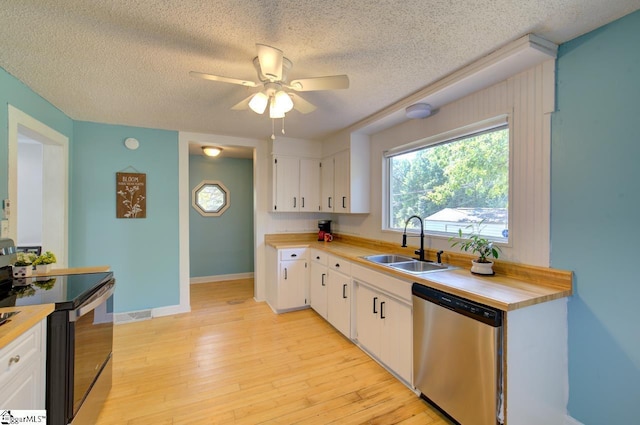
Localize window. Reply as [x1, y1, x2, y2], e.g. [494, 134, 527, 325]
[192, 180, 230, 217]
[386, 123, 509, 241]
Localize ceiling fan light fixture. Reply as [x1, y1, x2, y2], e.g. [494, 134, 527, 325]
[269, 96, 286, 119]
[248, 92, 269, 114]
[202, 146, 223, 157]
[274, 90, 294, 113]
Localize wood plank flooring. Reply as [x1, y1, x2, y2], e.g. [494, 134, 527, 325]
[96, 279, 452, 424]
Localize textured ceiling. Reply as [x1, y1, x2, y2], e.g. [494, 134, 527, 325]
[1, 1, 639, 142]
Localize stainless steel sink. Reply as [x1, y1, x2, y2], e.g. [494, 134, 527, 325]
[363, 254, 416, 264]
[389, 261, 454, 274]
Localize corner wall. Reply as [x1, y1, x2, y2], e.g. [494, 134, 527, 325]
[551, 10, 640, 424]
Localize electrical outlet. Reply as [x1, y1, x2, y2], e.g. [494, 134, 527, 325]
[0, 219, 8, 239]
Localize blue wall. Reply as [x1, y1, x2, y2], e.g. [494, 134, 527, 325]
[0, 68, 73, 200]
[189, 155, 253, 277]
[71, 122, 180, 313]
[552, 10, 640, 424]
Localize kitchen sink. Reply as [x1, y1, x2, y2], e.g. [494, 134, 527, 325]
[362, 254, 456, 274]
[363, 254, 416, 264]
[389, 261, 454, 274]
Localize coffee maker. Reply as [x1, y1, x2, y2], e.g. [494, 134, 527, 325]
[318, 220, 332, 241]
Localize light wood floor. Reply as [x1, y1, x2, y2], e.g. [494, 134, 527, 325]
[96, 279, 452, 424]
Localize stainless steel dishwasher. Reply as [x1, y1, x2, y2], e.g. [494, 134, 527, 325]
[412, 283, 503, 425]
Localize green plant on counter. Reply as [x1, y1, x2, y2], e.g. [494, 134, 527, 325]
[449, 223, 501, 263]
[13, 252, 37, 266]
[33, 251, 57, 265]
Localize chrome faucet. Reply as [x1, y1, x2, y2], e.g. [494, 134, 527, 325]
[401, 215, 425, 262]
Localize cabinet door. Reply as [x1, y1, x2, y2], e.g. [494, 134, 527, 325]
[333, 150, 350, 212]
[0, 360, 41, 409]
[310, 261, 328, 319]
[380, 296, 413, 383]
[327, 270, 351, 338]
[299, 159, 320, 212]
[320, 156, 335, 212]
[274, 156, 300, 211]
[278, 259, 307, 310]
[355, 283, 381, 355]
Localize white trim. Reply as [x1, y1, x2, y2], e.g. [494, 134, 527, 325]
[177, 136, 191, 314]
[8, 105, 69, 267]
[190, 272, 254, 284]
[152, 303, 191, 318]
[565, 415, 584, 425]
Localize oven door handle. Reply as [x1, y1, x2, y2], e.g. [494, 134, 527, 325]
[69, 280, 115, 322]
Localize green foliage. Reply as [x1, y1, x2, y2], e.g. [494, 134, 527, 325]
[449, 225, 501, 263]
[390, 128, 508, 229]
[13, 252, 37, 266]
[33, 251, 57, 265]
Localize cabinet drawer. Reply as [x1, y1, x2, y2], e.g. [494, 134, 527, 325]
[279, 248, 307, 261]
[0, 322, 41, 386]
[311, 249, 328, 265]
[328, 254, 351, 275]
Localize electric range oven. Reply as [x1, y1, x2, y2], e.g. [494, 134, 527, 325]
[0, 239, 115, 425]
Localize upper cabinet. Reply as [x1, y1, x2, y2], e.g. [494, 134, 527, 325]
[272, 155, 320, 212]
[320, 135, 370, 214]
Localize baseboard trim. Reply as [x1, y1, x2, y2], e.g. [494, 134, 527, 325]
[565, 415, 584, 425]
[190, 272, 254, 284]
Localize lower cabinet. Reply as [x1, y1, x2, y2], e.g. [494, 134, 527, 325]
[309, 250, 329, 319]
[355, 281, 412, 383]
[266, 246, 309, 313]
[0, 317, 46, 409]
[327, 269, 351, 338]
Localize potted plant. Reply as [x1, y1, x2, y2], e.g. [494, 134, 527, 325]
[33, 251, 57, 274]
[449, 225, 502, 275]
[12, 252, 37, 278]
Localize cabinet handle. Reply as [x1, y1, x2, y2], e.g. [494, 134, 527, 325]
[316, 256, 320, 260]
[335, 263, 340, 268]
[342, 284, 347, 299]
[293, 197, 297, 208]
[321, 273, 326, 286]
[284, 268, 288, 280]
[328, 196, 332, 208]
[291, 253, 297, 258]
[9, 355, 20, 366]
[380, 301, 386, 319]
[372, 296, 378, 314]
[302, 197, 305, 208]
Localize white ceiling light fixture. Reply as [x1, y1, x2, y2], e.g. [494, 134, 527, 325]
[405, 103, 432, 119]
[248, 91, 269, 114]
[202, 146, 223, 157]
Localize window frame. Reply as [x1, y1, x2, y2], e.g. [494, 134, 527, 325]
[382, 115, 512, 243]
[191, 180, 230, 217]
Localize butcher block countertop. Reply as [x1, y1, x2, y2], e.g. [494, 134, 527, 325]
[0, 304, 53, 349]
[266, 234, 572, 311]
[33, 265, 111, 277]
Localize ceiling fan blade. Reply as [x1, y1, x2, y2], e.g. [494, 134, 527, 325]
[289, 93, 316, 114]
[288, 75, 349, 91]
[189, 71, 258, 87]
[230, 94, 254, 111]
[256, 44, 283, 81]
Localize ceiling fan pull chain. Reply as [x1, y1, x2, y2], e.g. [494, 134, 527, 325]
[271, 118, 276, 140]
[282, 116, 286, 135]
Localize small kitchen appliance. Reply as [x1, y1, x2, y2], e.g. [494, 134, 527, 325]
[318, 220, 332, 241]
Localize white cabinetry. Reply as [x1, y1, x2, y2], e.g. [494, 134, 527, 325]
[0, 317, 46, 409]
[309, 249, 329, 319]
[272, 155, 320, 212]
[266, 246, 309, 313]
[326, 255, 352, 338]
[355, 281, 412, 383]
[320, 135, 370, 213]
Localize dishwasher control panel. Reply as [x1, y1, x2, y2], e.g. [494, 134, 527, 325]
[412, 283, 502, 327]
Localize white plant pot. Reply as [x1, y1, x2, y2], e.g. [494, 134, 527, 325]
[36, 264, 52, 274]
[12, 265, 33, 278]
[470, 260, 495, 275]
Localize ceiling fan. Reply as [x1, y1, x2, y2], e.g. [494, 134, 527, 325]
[190, 44, 349, 120]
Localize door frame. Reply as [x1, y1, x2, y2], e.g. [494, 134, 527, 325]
[8, 105, 69, 266]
